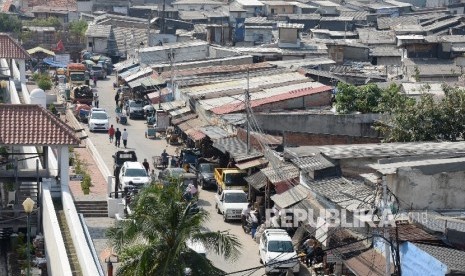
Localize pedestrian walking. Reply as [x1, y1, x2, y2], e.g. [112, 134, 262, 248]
[93, 75, 97, 87]
[122, 128, 128, 148]
[108, 125, 115, 142]
[93, 93, 99, 108]
[115, 128, 121, 147]
[114, 92, 120, 107]
[161, 149, 169, 169]
[142, 158, 150, 173]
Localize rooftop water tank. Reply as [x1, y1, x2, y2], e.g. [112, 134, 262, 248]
[30, 88, 46, 108]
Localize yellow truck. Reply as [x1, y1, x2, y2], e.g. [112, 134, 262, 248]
[214, 168, 248, 194]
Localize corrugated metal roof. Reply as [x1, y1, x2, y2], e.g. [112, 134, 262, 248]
[305, 177, 375, 211]
[114, 60, 138, 72]
[344, 249, 390, 276]
[85, 24, 112, 38]
[178, 118, 209, 132]
[127, 74, 161, 89]
[213, 136, 263, 162]
[171, 113, 197, 125]
[198, 125, 230, 140]
[277, 23, 304, 29]
[124, 67, 153, 83]
[169, 106, 191, 117]
[261, 163, 299, 184]
[119, 66, 140, 78]
[139, 41, 208, 53]
[160, 100, 186, 111]
[185, 128, 206, 141]
[191, 72, 309, 103]
[245, 170, 268, 190]
[291, 155, 335, 172]
[236, 157, 269, 170]
[271, 184, 309, 208]
[210, 82, 331, 114]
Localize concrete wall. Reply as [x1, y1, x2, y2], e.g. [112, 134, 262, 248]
[400, 242, 448, 276]
[209, 46, 240, 58]
[42, 183, 73, 276]
[377, 56, 401, 66]
[343, 46, 370, 61]
[283, 132, 380, 147]
[62, 185, 101, 276]
[254, 113, 382, 137]
[244, 28, 273, 44]
[389, 165, 465, 209]
[139, 43, 209, 65]
[251, 91, 332, 112]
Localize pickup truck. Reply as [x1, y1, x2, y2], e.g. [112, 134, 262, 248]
[215, 190, 249, 222]
[214, 168, 248, 194]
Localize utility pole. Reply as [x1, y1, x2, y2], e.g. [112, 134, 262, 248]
[245, 69, 251, 155]
[382, 176, 391, 276]
[160, 0, 166, 34]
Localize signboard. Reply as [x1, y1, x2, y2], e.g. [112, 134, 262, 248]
[54, 54, 70, 66]
[70, 174, 84, 181]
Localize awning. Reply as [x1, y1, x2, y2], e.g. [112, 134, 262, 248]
[124, 67, 153, 83]
[344, 249, 392, 276]
[245, 170, 268, 190]
[119, 66, 140, 79]
[141, 77, 165, 88]
[185, 128, 206, 141]
[160, 100, 186, 111]
[236, 157, 268, 170]
[43, 57, 67, 68]
[27, 47, 55, 56]
[172, 113, 197, 125]
[198, 125, 231, 140]
[169, 106, 191, 117]
[114, 61, 139, 73]
[270, 184, 308, 209]
[213, 137, 263, 162]
[178, 118, 209, 132]
[261, 163, 299, 184]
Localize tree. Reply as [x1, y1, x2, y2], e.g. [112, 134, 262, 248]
[378, 87, 465, 142]
[106, 184, 241, 276]
[335, 83, 382, 114]
[24, 17, 61, 29]
[38, 78, 52, 91]
[0, 14, 22, 34]
[68, 20, 88, 43]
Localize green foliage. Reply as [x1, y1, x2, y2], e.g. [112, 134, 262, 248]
[38, 78, 52, 91]
[335, 83, 382, 113]
[48, 103, 57, 114]
[106, 184, 241, 276]
[412, 66, 421, 82]
[377, 87, 465, 142]
[23, 17, 61, 29]
[0, 14, 22, 34]
[69, 20, 88, 39]
[0, 146, 8, 158]
[81, 174, 92, 194]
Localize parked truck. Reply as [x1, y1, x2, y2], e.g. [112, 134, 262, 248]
[215, 190, 249, 222]
[154, 109, 170, 132]
[66, 63, 88, 86]
[70, 85, 94, 105]
[214, 168, 248, 194]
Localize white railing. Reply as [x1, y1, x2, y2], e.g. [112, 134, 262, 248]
[42, 183, 73, 276]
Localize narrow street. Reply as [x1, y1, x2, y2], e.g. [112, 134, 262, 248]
[81, 75, 269, 275]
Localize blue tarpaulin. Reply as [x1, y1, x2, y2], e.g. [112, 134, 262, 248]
[43, 57, 68, 68]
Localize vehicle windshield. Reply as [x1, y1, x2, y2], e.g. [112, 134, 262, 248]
[92, 66, 102, 71]
[200, 163, 219, 173]
[70, 73, 85, 81]
[267, 241, 294, 253]
[91, 112, 107, 120]
[125, 168, 148, 177]
[224, 173, 247, 186]
[224, 193, 247, 203]
[130, 101, 144, 107]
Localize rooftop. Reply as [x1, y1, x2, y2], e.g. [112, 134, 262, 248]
[234, 0, 265, 7]
[412, 243, 465, 272]
[0, 33, 30, 59]
[85, 24, 112, 38]
[0, 105, 80, 146]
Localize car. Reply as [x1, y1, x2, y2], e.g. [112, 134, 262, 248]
[118, 161, 151, 190]
[88, 108, 109, 132]
[126, 100, 145, 119]
[215, 190, 249, 222]
[158, 168, 197, 189]
[259, 229, 300, 275]
[196, 161, 220, 189]
[90, 64, 107, 79]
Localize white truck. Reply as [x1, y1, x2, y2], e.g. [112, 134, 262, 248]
[215, 190, 249, 222]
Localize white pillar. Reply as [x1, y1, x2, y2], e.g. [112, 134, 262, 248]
[18, 59, 26, 83]
[59, 146, 69, 187]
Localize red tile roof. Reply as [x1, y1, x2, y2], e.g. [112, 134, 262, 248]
[0, 33, 30, 59]
[211, 85, 332, 114]
[0, 104, 80, 145]
[28, 0, 77, 10]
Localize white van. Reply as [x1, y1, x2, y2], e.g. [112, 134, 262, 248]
[259, 229, 300, 275]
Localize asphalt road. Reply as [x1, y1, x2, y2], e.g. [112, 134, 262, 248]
[83, 75, 307, 276]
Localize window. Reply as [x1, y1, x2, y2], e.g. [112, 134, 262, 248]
[125, 168, 148, 177]
[224, 193, 248, 203]
[88, 42, 93, 47]
[267, 241, 294, 253]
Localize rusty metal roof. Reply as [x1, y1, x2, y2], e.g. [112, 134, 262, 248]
[0, 33, 30, 59]
[0, 104, 80, 145]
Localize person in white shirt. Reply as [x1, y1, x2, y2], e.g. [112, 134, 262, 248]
[241, 203, 253, 230]
[121, 129, 128, 148]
